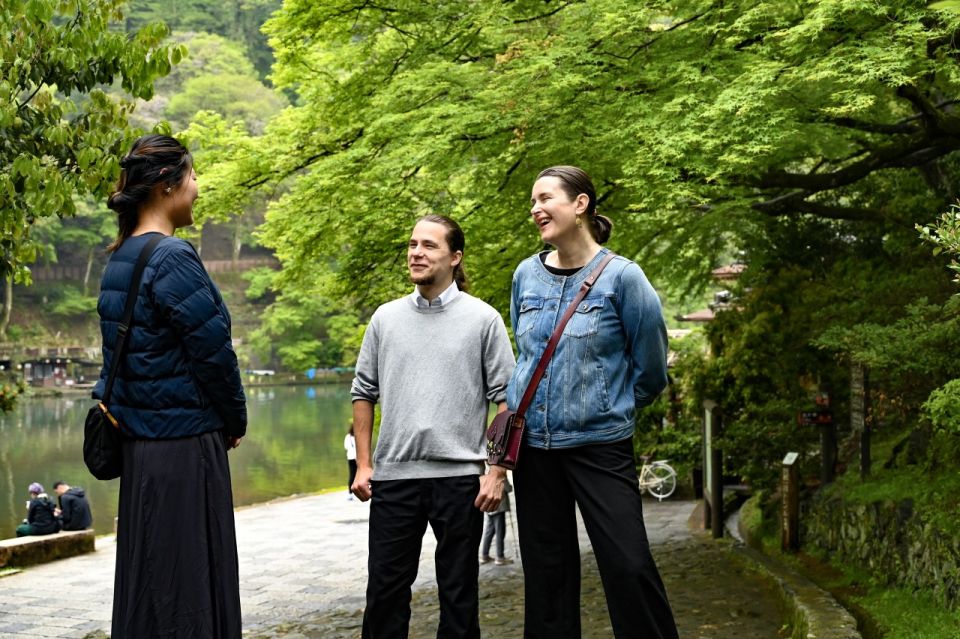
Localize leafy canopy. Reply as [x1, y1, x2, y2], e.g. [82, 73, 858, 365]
[0, 0, 182, 282]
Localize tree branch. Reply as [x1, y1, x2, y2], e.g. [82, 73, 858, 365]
[751, 194, 882, 222]
[755, 136, 960, 192]
[239, 128, 365, 189]
[897, 84, 960, 136]
[498, 153, 525, 192]
[512, 1, 581, 24]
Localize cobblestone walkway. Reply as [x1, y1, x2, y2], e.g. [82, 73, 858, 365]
[0, 492, 785, 638]
[247, 499, 786, 639]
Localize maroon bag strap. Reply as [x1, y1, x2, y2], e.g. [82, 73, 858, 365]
[515, 251, 617, 419]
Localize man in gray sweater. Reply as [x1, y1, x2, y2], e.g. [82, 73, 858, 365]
[351, 214, 515, 639]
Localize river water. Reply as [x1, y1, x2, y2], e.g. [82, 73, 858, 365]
[0, 384, 354, 537]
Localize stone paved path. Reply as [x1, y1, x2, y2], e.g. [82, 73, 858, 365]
[0, 492, 785, 638]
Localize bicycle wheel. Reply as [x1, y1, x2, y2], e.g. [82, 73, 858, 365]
[647, 463, 677, 501]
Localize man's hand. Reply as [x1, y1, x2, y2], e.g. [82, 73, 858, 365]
[352, 465, 374, 501]
[475, 465, 507, 512]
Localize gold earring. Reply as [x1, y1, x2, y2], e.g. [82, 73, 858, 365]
[575, 215, 583, 228]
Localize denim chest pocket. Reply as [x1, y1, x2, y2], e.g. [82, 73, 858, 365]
[515, 297, 544, 338]
[563, 296, 605, 337]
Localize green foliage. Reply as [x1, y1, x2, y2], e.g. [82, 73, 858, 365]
[931, 1, 960, 11]
[153, 32, 287, 133]
[923, 379, 960, 434]
[856, 588, 960, 639]
[635, 332, 707, 474]
[177, 0, 960, 490]
[0, 379, 26, 413]
[919, 204, 960, 284]
[47, 285, 97, 317]
[124, 0, 281, 78]
[243, 267, 362, 371]
[0, 0, 179, 282]
[167, 73, 285, 134]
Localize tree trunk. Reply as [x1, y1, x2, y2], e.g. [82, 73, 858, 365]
[0, 275, 13, 342]
[82, 246, 94, 296]
[233, 216, 243, 267]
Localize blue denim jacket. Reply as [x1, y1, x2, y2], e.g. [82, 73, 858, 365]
[506, 248, 668, 449]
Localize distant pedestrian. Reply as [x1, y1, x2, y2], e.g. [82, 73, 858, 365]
[53, 481, 92, 531]
[351, 214, 516, 638]
[509, 166, 678, 638]
[479, 473, 513, 566]
[16, 483, 60, 537]
[345, 425, 357, 500]
[97, 134, 247, 639]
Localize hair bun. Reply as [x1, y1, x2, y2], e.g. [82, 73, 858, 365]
[118, 156, 140, 169]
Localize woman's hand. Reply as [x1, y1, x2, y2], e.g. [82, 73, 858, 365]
[226, 436, 242, 449]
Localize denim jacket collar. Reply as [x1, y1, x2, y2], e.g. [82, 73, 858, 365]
[530, 247, 612, 287]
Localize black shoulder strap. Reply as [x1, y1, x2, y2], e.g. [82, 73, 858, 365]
[101, 234, 165, 404]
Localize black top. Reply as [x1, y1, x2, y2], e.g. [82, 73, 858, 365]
[539, 251, 583, 277]
[27, 496, 60, 534]
[59, 487, 93, 531]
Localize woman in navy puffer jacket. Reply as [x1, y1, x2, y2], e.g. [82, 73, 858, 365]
[94, 134, 247, 639]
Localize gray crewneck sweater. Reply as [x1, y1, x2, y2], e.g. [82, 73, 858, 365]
[351, 292, 516, 480]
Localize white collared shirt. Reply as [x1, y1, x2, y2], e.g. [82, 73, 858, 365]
[412, 281, 460, 308]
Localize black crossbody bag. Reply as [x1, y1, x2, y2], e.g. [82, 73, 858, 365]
[83, 235, 164, 480]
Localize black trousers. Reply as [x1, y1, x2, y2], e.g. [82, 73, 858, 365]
[514, 439, 678, 639]
[363, 476, 482, 639]
[480, 512, 506, 559]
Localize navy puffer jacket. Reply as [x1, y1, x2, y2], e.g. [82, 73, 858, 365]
[93, 233, 247, 439]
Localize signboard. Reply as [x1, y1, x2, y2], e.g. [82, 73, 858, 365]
[798, 411, 834, 426]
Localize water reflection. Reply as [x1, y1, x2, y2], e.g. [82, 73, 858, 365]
[0, 385, 353, 537]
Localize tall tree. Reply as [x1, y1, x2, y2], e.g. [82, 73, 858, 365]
[194, 0, 960, 487]
[1, 0, 182, 284]
[0, 0, 180, 407]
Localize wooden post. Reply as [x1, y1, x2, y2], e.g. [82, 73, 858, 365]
[820, 419, 837, 485]
[702, 400, 723, 538]
[817, 390, 836, 486]
[781, 452, 799, 551]
[851, 363, 871, 478]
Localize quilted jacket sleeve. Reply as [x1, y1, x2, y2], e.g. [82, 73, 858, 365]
[150, 242, 247, 437]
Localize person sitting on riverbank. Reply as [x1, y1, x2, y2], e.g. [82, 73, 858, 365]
[16, 483, 61, 537]
[53, 481, 92, 531]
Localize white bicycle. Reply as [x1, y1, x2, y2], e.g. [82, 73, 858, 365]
[638, 458, 677, 501]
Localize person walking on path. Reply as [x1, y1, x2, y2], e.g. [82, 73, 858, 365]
[507, 166, 678, 638]
[350, 214, 516, 639]
[53, 481, 92, 531]
[15, 483, 60, 537]
[345, 425, 358, 500]
[95, 134, 247, 639]
[479, 472, 513, 566]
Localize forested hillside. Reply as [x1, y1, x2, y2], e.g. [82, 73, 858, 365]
[3, 0, 288, 369]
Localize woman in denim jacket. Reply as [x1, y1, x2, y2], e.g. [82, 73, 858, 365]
[506, 166, 678, 638]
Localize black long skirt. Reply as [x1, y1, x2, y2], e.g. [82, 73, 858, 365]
[112, 430, 241, 639]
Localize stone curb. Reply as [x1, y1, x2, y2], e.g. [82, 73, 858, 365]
[0, 529, 95, 569]
[733, 544, 861, 639]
